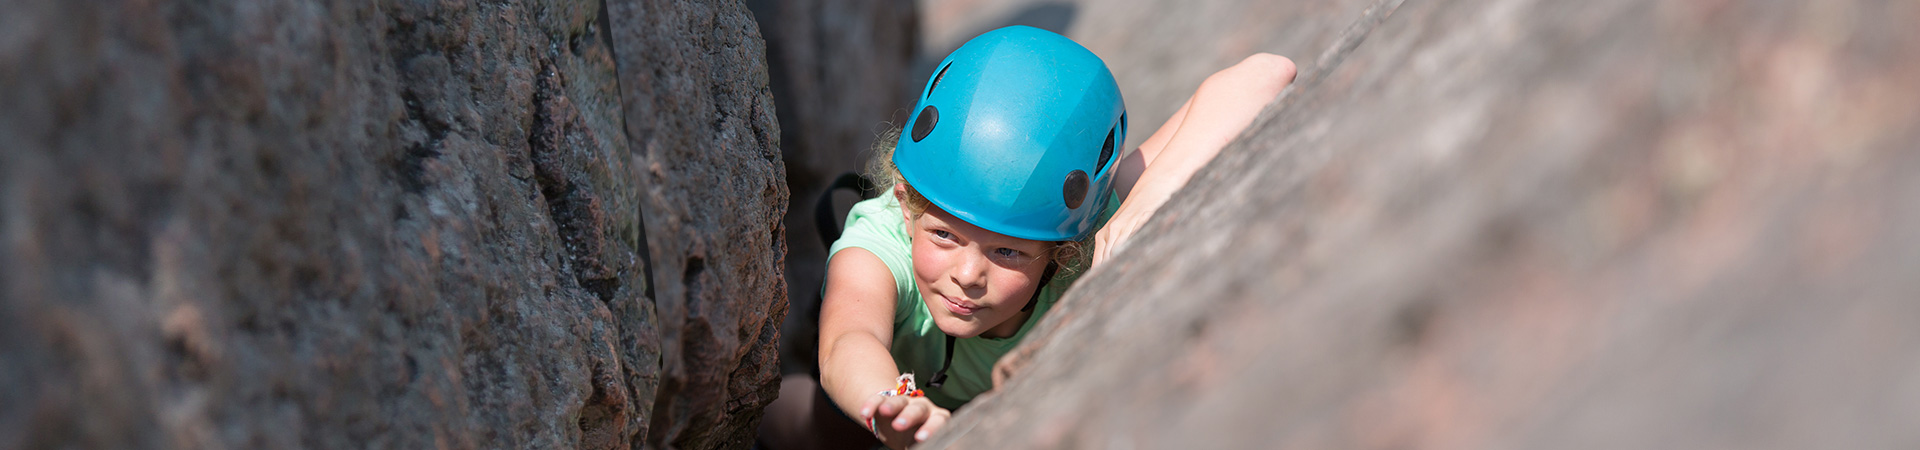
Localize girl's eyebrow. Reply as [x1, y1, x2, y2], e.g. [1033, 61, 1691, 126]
[977, 234, 1047, 252]
[921, 220, 967, 241]
[922, 214, 1043, 250]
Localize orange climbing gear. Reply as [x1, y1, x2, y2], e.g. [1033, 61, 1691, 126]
[866, 373, 925, 434]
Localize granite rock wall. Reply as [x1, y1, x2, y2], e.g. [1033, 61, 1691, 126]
[928, 0, 1920, 447]
[0, 0, 786, 448]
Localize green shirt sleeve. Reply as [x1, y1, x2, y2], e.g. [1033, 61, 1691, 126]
[826, 194, 917, 321]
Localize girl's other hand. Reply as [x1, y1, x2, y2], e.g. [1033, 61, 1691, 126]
[860, 392, 952, 448]
[1092, 184, 1171, 268]
[1092, 53, 1295, 268]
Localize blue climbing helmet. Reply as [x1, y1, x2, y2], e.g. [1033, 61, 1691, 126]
[894, 25, 1127, 241]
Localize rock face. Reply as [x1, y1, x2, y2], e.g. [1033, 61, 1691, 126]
[741, 0, 920, 374]
[0, 0, 784, 448]
[606, 0, 789, 447]
[928, 0, 1920, 448]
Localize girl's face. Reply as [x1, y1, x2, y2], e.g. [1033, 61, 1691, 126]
[901, 191, 1053, 339]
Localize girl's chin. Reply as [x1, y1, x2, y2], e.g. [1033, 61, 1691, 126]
[932, 317, 986, 339]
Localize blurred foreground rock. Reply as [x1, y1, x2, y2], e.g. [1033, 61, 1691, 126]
[0, 0, 785, 448]
[931, 0, 1920, 447]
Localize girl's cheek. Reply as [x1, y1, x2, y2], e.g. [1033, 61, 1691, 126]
[1000, 273, 1032, 299]
[909, 244, 945, 284]
[994, 266, 1042, 300]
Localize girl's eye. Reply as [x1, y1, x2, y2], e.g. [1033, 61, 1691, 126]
[994, 248, 1024, 258]
[930, 230, 954, 240]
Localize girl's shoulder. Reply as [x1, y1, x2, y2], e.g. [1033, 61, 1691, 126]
[846, 193, 902, 222]
[832, 194, 910, 257]
[828, 194, 917, 314]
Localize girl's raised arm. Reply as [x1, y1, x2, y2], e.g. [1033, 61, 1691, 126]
[1097, 53, 1297, 266]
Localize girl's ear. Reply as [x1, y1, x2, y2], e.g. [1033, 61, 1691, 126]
[895, 184, 913, 226]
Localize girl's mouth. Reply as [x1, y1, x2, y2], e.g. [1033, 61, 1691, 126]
[942, 295, 979, 316]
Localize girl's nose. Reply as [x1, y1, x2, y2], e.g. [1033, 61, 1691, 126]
[952, 250, 988, 289]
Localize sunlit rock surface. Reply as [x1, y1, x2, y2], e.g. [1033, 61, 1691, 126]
[928, 0, 1920, 447]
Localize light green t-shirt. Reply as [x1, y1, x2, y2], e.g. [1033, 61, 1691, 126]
[827, 193, 1110, 410]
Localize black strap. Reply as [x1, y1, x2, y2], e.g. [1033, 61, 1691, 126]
[806, 173, 874, 380]
[927, 334, 957, 388]
[814, 173, 874, 249]
[1023, 262, 1057, 312]
[927, 261, 1057, 389]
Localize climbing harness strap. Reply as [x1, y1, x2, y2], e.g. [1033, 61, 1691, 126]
[807, 173, 875, 379]
[814, 173, 874, 249]
[926, 334, 957, 388]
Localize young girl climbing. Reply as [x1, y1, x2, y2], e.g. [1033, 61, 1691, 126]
[757, 26, 1295, 449]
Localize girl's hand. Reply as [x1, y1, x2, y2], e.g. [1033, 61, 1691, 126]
[859, 392, 952, 448]
[1093, 180, 1174, 268]
[1093, 53, 1296, 269]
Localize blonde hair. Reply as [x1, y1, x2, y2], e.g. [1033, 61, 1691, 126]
[865, 125, 1092, 275]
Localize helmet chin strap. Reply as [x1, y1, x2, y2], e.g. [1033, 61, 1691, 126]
[928, 261, 1058, 389]
[1023, 262, 1058, 312]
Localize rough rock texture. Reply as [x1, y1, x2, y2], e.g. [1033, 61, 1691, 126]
[0, 0, 784, 448]
[930, 0, 1920, 448]
[606, 0, 790, 447]
[741, 0, 919, 374]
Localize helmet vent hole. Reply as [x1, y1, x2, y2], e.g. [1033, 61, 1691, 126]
[911, 105, 939, 142]
[1063, 170, 1089, 209]
[928, 62, 953, 97]
[1095, 128, 1116, 175]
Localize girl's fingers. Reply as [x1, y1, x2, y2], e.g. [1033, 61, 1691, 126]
[916, 409, 951, 442]
[1094, 228, 1116, 267]
[875, 395, 908, 418]
[1098, 233, 1113, 265]
[891, 400, 929, 431]
[1094, 222, 1129, 267]
[859, 393, 887, 419]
